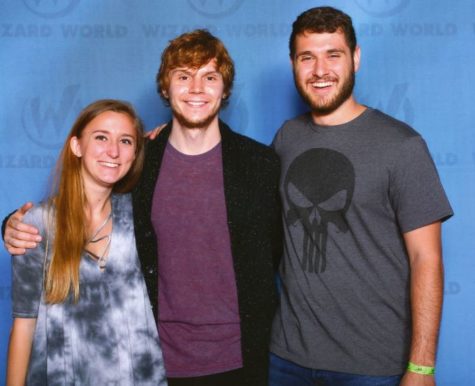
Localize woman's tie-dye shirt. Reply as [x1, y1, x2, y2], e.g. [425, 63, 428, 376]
[12, 193, 167, 385]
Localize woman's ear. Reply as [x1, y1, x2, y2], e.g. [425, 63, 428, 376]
[70, 136, 82, 157]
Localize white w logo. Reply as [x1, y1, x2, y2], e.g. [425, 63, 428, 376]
[23, 0, 80, 18]
[187, 0, 244, 18]
[22, 85, 82, 149]
[354, 0, 409, 17]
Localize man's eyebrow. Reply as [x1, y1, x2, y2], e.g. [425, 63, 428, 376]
[295, 51, 314, 57]
[171, 68, 193, 74]
[327, 48, 345, 54]
[296, 48, 346, 56]
[202, 70, 221, 76]
[171, 68, 221, 77]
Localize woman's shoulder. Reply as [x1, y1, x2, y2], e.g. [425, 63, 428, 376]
[111, 193, 133, 222]
[23, 201, 54, 233]
[111, 193, 132, 208]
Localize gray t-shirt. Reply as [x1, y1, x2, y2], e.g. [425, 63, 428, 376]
[12, 193, 167, 385]
[270, 108, 453, 376]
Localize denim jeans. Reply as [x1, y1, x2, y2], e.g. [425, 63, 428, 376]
[269, 353, 403, 386]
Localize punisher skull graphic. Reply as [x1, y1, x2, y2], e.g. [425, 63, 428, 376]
[285, 148, 355, 273]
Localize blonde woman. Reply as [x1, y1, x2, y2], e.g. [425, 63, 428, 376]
[7, 100, 167, 385]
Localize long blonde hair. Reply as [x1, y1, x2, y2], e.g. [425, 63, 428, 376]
[45, 99, 144, 304]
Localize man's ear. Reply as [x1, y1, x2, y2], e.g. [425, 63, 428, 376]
[70, 136, 82, 157]
[353, 45, 361, 73]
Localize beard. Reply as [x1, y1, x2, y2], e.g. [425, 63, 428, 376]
[172, 108, 219, 130]
[170, 96, 222, 130]
[294, 65, 355, 116]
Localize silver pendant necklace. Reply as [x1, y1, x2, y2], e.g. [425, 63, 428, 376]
[85, 212, 112, 270]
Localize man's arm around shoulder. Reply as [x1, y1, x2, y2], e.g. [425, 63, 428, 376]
[2, 203, 41, 255]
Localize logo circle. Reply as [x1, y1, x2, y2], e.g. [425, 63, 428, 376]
[22, 105, 65, 149]
[187, 0, 244, 18]
[22, 94, 81, 150]
[354, 0, 410, 17]
[23, 0, 81, 19]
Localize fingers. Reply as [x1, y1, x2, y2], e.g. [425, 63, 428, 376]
[3, 204, 41, 255]
[8, 205, 40, 237]
[17, 202, 34, 216]
[5, 245, 27, 255]
[4, 232, 38, 254]
[4, 228, 40, 255]
[145, 123, 167, 140]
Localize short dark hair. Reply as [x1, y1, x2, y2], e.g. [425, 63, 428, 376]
[289, 6, 357, 58]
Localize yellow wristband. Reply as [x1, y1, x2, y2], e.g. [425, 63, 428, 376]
[407, 361, 435, 375]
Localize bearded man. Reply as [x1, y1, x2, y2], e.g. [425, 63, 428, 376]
[269, 7, 453, 386]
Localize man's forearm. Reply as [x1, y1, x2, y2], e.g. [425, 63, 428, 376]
[408, 255, 443, 365]
[404, 222, 444, 366]
[1, 210, 15, 241]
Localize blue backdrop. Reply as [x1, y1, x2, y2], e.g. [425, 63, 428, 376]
[1, 1, 473, 384]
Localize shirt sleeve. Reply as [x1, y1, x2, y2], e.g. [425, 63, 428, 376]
[389, 136, 453, 233]
[11, 205, 49, 318]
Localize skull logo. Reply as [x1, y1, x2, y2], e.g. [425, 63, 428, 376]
[285, 148, 355, 273]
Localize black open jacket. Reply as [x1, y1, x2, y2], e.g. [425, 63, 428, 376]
[132, 121, 282, 384]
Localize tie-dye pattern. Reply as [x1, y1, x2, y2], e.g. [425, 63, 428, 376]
[12, 194, 167, 386]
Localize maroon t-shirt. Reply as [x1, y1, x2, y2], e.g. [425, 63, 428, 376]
[151, 142, 242, 377]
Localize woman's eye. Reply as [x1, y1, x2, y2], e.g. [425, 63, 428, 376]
[95, 135, 107, 141]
